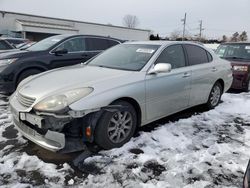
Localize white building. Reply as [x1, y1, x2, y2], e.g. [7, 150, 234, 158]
[0, 11, 151, 41]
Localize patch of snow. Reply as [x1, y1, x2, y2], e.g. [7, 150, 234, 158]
[0, 92, 250, 187]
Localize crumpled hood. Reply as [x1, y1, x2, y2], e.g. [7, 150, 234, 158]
[18, 65, 134, 100]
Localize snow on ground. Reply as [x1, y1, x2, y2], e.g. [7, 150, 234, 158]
[0, 92, 250, 187]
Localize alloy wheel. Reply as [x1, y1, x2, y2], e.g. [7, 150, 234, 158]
[107, 111, 133, 144]
[210, 85, 221, 107]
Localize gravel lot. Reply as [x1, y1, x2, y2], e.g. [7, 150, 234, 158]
[0, 92, 250, 188]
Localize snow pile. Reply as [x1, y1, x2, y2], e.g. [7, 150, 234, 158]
[0, 93, 250, 187]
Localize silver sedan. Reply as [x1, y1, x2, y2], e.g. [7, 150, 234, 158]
[10, 41, 233, 152]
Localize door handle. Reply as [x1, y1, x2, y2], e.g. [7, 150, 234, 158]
[182, 72, 191, 78]
[212, 67, 217, 72]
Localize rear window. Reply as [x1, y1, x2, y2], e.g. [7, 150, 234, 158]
[86, 38, 110, 51]
[185, 44, 209, 65]
[108, 40, 120, 48]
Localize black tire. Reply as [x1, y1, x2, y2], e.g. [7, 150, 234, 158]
[94, 101, 137, 149]
[205, 82, 223, 109]
[16, 69, 42, 87]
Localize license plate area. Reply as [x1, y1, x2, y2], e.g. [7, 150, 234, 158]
[20, 113, 44, 128]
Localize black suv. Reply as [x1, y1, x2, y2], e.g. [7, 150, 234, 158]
[0, 34, 123, 93]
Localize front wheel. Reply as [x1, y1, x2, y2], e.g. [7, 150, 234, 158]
[205, 82, 223, 109]
[94, 101, 137, 149]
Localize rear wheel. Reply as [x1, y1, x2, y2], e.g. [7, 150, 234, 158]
[205, 82, 223, 109]
[16, 69, 42, 87]
[94, 101, 137, 149]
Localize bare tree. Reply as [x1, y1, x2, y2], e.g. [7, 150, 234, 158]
[230, 32, 239, 42]
[239, 31, 248, 41]
[123, 15, 139, 28]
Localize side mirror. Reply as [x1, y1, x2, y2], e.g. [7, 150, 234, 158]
[148, 63, 172, 74]
[53, 48, 68, 56]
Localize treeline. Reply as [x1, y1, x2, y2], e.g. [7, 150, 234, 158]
[150, 31, 248, 43]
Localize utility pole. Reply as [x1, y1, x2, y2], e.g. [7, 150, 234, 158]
[181, 13, 187, 41]
[199, 20, 205, 41]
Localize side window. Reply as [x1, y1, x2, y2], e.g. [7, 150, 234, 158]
[108, 40, 120, 48]
[86, 38, 109, 51]
[155, 45, 186, 69]
[185, 45, 209, 65]
[56, 37, 86, 52]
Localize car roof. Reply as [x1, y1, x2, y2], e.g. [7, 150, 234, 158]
[56, 34, 124, 42]
[124, 40, 205, 47]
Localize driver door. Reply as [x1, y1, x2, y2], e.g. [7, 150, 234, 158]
[145, 44, 191, 122]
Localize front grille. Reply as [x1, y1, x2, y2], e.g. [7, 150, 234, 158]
[17, 92, 36, 108]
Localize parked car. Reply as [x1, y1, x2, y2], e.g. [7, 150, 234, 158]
[0, 39, 16, 52]
[10, 41, 233, 153]
[0, 39, 20, 55]
[216, 42, 250, 91]
[0, 34, 123, 93]
[1, 37, 29, 47]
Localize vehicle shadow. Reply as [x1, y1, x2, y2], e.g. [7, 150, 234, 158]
[137, 104, 208, 134]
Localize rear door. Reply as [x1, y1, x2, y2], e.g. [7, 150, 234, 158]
[145, 44, 191, 121]
[85, 37, 120, 58]
[184, 44, 218, 106]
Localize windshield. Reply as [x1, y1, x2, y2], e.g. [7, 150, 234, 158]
[216, 44, 250, 60]
[27, 35, 68, 51]
[88, 44, 160, 71]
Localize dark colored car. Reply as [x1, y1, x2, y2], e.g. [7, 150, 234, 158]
[0, 34, 123, 94]
[216, 42, 250, 91]
[0, 39, 16, 53]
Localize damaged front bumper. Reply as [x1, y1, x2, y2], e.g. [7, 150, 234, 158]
[12, 116, 65, 152]
[9, 95, 95, 152]
[10, 94, 123, 153]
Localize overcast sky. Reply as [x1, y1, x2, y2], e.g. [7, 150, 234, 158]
[1, 0, 250, 39]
